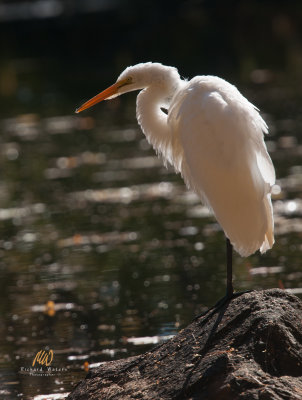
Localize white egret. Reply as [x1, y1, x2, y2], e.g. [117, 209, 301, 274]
[76, 62, 275, 299]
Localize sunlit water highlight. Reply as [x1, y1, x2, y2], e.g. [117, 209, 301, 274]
[0, 102, 301, 399]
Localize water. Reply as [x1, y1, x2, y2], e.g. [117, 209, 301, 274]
[0, 86, 301, 400]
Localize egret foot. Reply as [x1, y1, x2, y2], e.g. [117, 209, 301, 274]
[193, 290, 253, 322]
[213, 289, 253, 309]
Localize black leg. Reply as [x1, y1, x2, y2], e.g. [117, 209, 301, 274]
[193, 236, 251, 321]
[226, 237, 233, 298]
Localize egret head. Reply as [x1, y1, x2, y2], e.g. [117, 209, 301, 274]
[116, 62, 180, 95]
[75, 62, 180, 113]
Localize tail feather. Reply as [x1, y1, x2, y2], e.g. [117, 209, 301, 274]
[260, 193, 274, 254]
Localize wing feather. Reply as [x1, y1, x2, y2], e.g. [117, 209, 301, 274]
[168, 76, 275, 256]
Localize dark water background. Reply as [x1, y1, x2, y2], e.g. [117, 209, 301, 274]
[0, 1, 302, 399]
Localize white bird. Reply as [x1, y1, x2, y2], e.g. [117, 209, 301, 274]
[76, 62, 275, 299]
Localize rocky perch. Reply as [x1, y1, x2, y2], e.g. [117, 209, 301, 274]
[68, 289, 302, 399]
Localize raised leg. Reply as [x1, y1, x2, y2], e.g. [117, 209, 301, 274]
[226, 237, 233, 298]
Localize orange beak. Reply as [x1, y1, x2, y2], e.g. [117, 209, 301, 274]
[75, 78, 130, 114]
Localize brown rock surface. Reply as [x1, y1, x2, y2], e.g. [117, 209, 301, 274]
[68, 289, 302, 399]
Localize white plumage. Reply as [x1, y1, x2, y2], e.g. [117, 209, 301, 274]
[76, 62, 275, 258]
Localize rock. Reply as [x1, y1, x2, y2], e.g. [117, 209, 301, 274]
[67, 289, 302, 399]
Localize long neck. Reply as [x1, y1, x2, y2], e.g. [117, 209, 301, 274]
[136, 86, 174, 166]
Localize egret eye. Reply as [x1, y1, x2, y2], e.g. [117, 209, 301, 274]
[117, 76, 133, 89]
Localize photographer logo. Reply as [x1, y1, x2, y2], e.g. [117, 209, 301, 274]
[19, 348, 67, 376]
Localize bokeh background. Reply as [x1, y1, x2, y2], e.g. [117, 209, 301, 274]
[0, 1, 302, 399]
